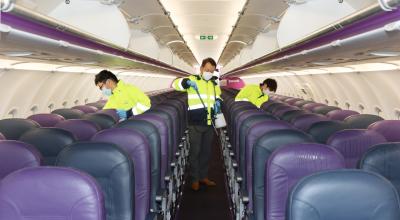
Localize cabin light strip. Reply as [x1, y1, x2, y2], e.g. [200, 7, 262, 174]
[240, 62, 400, 79]
[0, 58, 177, 78]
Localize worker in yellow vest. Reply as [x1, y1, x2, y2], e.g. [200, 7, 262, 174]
[172, 58, 222, 191]
[235, 78, 277, 108]
[95, 70, 151, 120]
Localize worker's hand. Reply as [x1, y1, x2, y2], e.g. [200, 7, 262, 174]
[116, 109, 128, 121]
[214, 99, 222, 113]
[186, 80, 198, 90]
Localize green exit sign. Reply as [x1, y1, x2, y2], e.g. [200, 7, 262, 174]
[200, 35, 214, 40]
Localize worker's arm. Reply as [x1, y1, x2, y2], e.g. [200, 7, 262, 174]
[254, 95, 269, 108]
[235, 86, 250, 101]
[172, 77, 191, 92]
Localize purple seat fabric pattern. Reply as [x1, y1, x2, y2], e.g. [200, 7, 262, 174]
[27, 113, 65, 127]
[92, 128, 151, 220]
[265, 143, 345, 220]
[326, 110, 360, 121]
[368, 120, 400, 142]
[327, 129, 387, 168]
[0, 167, 105, 220]
[292, 114, 330, 131]
[0, 140, 41, 180]
[55, 119, 100, 141]
[72, 105, 98, 114]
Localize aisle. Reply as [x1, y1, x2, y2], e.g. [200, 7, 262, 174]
[176, 137, 232, 220]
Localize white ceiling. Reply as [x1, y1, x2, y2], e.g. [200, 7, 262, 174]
[159, 0, 247, 65]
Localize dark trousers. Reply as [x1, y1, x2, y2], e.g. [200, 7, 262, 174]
[188, 125, 215, 182]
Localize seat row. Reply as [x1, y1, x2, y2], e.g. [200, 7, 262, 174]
[0, 91, 190, 220]
[219, 88, 400, 220]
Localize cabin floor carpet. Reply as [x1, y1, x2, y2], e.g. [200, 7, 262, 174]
[176, 136, 232, 220]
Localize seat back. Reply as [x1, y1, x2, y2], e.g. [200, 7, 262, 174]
[308, 121, 348, 143]
[344, 114, 384, 129]
[292, 114, 329, 131]
[55, 119, 100, 141]
[326, 109, 359, 121]
[287, 170, 400, 220]
[0, 119, 40, 140]
[115, 119, 161, 210]
[252, 129, 313, 220]
[312, 105, 341, 115]
[368, 120, 400, 142]
[0, 140, 41, 180]
[27, 113, 65, 127]
[72, 105, 98, 113]
[265, 143, 345, 220]
[97, 109, 119, 122]
[51, 108, 84, 119]
[92, 128, 151, 220]
[0, 167, 105, 220]
[83, 113, 116, 130]
[293, 100, 314, 107]
[360, 143, 400, 194]
[327, 129, 387, 168]
[281, 110, 309, 122]
[19, 128, 76, 165]
[56, 142, 133, 220]
[302, 103, 325, 111]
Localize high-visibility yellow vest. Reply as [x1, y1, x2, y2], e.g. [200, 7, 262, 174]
[235, 84, 269, 108]
[173, 75, 222, 125]
[103, 80, 151, 115]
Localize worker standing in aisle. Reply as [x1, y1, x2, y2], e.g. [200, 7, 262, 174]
[172, 58, 223, 191]
[95, 70, 151, 120]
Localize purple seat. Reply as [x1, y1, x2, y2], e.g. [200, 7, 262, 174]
[97, 109, 119, 122]
[0, 133, 5, 140]
[273, 106, 300, 118]
[55, 119, 100, 141]
[51, 108, 84, 119]
[92, 128, 151, 220]
[0, 167, 105, 220]
[293, 100, 314, 107]
[72, 105, 98, 114]
[292, 114, 330, 131]
[327, 129, 387, 168]
[135, 114, 169, 188]
[302, 103, 326, 111]
[87, 102, 106, 109]
[265, 143, 345, 220]
[261, 101, 281, 111]
[27, 113, 65, 127]
[0, 140, 41, 180]
[368, 120, 400, 142]
[344, 114, 384, 129]
[312, 105, 341, 115]
[83, 113, 116, 130]
[242, 121, 293, 188]
[0, 118, 40, 140]
[327, 109, 360, 121]
[286, 98, 303, 105]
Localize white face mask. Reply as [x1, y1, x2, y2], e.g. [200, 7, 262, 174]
[263, 88, 272, 95]
[202, 71, 213, 81]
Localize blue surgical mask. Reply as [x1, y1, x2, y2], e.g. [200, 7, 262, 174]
[102, 87, 112, 96]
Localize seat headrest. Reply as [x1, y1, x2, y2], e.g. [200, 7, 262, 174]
[55, 119, 100, 141]
[281, 110, 309, 122]
[27, 113, 65, 127]
[56, 142, 134, 220]
[292, 114, 329, 131]
[287, 170, 400, 220]
[344, 114, 384, 129]
[327, 129, 387, 168]
[360, 142, 400, 194]
[326, 109, 360, 121]
[308, 120, 348, 143]
[0, 167, 105, 220]
[286, 98, 303, 105]
[302, 103, 326, 111]
[72, 105, 98, 114]
[96, 109, 119, 122]
[312, 105, 341, 115]
[92, 128, 150, 220]
[83, 113, 116, 130]
[19, 128, 76, 165]
[0, 118, 40, 140]
[368, 120, 400, 142]
[51, 108, 84, 119]
[293, 100, 314, 107]
[273, 106, 299, 117]
[266, 143, 345, 220]
[0, 140, 41, 179]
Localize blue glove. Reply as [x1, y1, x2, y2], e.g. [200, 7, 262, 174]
[116, 109, 128, 121]
[214, 100, 222, 113]
[186, 80, 198, 90]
